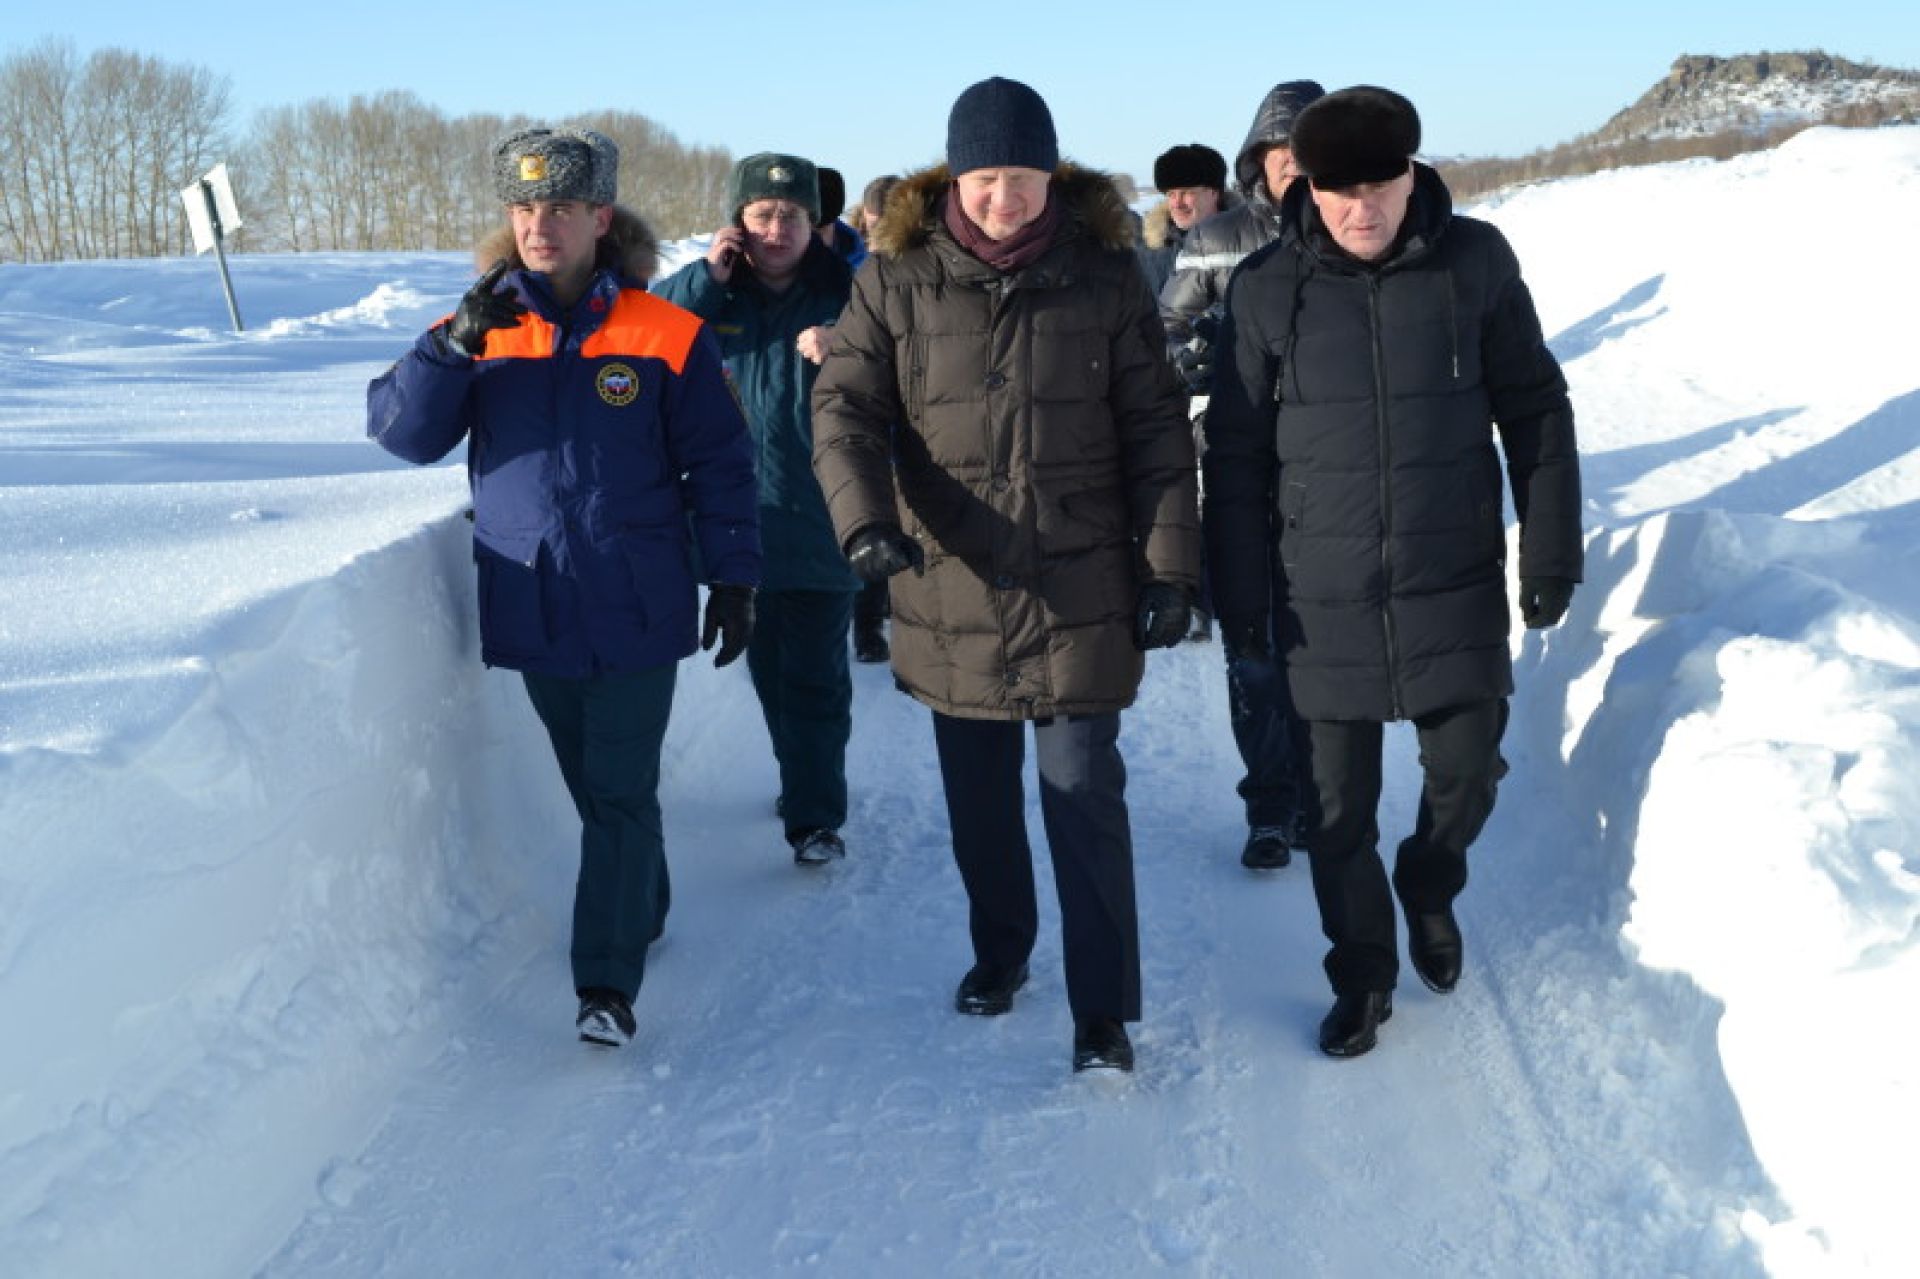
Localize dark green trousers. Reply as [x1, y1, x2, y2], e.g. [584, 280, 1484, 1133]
[522, 664, 677, 1002]
[746, 588, 855, 839]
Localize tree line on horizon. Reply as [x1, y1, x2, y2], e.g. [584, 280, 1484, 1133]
[0, 40, 736, 263]
[5, 38, 1918, 263]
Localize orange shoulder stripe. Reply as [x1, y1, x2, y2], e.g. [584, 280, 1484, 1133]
[581, 290, 704, 374]
[480, 313, 557, 361]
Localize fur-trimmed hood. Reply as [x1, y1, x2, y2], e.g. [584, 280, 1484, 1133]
[867, 163, 1138, 259]
[1141, 190, 1243, 250]
[472, 204, 659, 284]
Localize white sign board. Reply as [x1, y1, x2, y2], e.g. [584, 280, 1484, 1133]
[179, 163, 243, 255]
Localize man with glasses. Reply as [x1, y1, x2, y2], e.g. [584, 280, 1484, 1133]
[657, 154, 861, 868]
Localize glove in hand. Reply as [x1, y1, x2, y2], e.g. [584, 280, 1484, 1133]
[846, 525, 926, 583]
[1518, 576, 1574, 629]
[445, 260, 527, 358]
[1133, 582, 1192, 651]
[701, 584, 754, 667]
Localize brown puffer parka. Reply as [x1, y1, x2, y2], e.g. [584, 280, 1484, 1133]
[811, 164, 1200, 721]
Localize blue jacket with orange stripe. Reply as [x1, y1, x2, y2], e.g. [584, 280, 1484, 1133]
[368, 266, 761, 678]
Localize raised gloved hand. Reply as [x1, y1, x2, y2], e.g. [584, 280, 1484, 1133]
[846, 524, 926, 583]
[1517, 576, 1575, 629]
[701, 583, 754, 667]
[1133, 582, 1192, 651]
[444, 260, 527, 358]
[1221, 617, 1274, 663]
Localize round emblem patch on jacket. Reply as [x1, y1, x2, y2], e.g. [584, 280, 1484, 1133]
[596, 362, 639, 406]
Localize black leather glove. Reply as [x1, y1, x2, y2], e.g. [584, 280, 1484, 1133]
[1518, 576, 1575, 629]
[1221, 617, 1273, 662]
[846, 524, 926, 583]
[444, 260, 527, 358]
[701, 583, 754, 667]
[1133, 582, 1192, 651]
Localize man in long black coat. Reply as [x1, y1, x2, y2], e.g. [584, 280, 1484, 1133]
[1203, 87, 1583, 1058]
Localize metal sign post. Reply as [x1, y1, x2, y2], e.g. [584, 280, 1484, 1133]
[180, 163, 245, 332]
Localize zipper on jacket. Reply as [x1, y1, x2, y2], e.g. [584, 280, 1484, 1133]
[1368, 277, 1405, 720]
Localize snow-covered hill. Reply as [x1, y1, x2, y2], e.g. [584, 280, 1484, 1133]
[2, 126, 1917, 1278]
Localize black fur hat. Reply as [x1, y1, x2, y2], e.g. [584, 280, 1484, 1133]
[1153, 143, 1227, 193]
[1290, 86, 1422, 189]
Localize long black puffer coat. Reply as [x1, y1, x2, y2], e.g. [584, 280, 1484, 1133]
[1202, 164, 1582, 722]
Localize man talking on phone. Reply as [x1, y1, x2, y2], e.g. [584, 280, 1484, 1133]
[656, 154, 861, 869]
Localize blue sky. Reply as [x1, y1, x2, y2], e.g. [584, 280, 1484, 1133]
[11, 1, 1916, 206]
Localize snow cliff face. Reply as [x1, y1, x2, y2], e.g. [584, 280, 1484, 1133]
[1593, 51, 1920, 144]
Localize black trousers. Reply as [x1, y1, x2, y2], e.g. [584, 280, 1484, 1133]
[745, 588, 854, 838]
[1302, 699, 1508, 994]
[852, 578, 889, 632]
[522, 665, 678, 1002]
[931, 711, 1141, 1022]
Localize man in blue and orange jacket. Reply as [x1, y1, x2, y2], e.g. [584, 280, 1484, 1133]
[367, 125, 761, 1051]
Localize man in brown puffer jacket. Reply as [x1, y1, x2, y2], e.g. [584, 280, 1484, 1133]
[811, 76, 1199, 1076]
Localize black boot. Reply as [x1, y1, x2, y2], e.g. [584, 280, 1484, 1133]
[1239, 824, 1292, 870]
[1072, 1018, 1134, 1073]
[954, 962, 1028, 1016]
[1318, 991, 1393, 1058]
[1407, 908, 1463, 994]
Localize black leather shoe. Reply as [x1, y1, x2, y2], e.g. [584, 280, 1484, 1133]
[954, 962, 1028, 1016]
[1072, 1018, 1134, 1073]
[1318, 991, 1393, 1058]
[1408, 908, 1463, 994]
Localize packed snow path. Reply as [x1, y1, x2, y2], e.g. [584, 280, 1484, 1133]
[249, 622, 1771, 1277]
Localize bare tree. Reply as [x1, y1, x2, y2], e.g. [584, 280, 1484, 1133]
[0, 39, 230, 261]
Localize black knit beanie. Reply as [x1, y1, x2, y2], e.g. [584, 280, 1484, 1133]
[1291, 86, 1422, 189]
[1154, 143, 1227, 193]
[946, 77, 1059, 175]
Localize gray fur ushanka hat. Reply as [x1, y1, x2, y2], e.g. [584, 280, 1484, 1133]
[491, 127, 619, 205]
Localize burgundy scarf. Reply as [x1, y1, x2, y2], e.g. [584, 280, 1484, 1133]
[942, 185, 1063, 274]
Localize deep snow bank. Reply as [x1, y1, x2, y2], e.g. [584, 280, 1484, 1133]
[0, 516, 570, 1277]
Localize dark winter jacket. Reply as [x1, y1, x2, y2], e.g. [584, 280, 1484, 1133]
[655, 239, 860, 593]
[368, 244, 761, 678]
[811, 163, 1201, 721]
[1135, 192, 1242, 303]
[1158, 82, 1316, 344]
[1203, 164, 1582, 722]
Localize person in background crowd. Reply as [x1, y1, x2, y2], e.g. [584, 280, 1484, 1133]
[848, 173, 903, 664]
[1136, 142, 1231, 299]
[815, 167, 867, 269]
[656, 153, 861, 868]
[367, 126, 760, 1050]
[1204, 87, 1582, 1058]
[1159, 80, 1326, 875]
[1138, 142, 1234, 647]
[812, 78, 1199, 1075]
